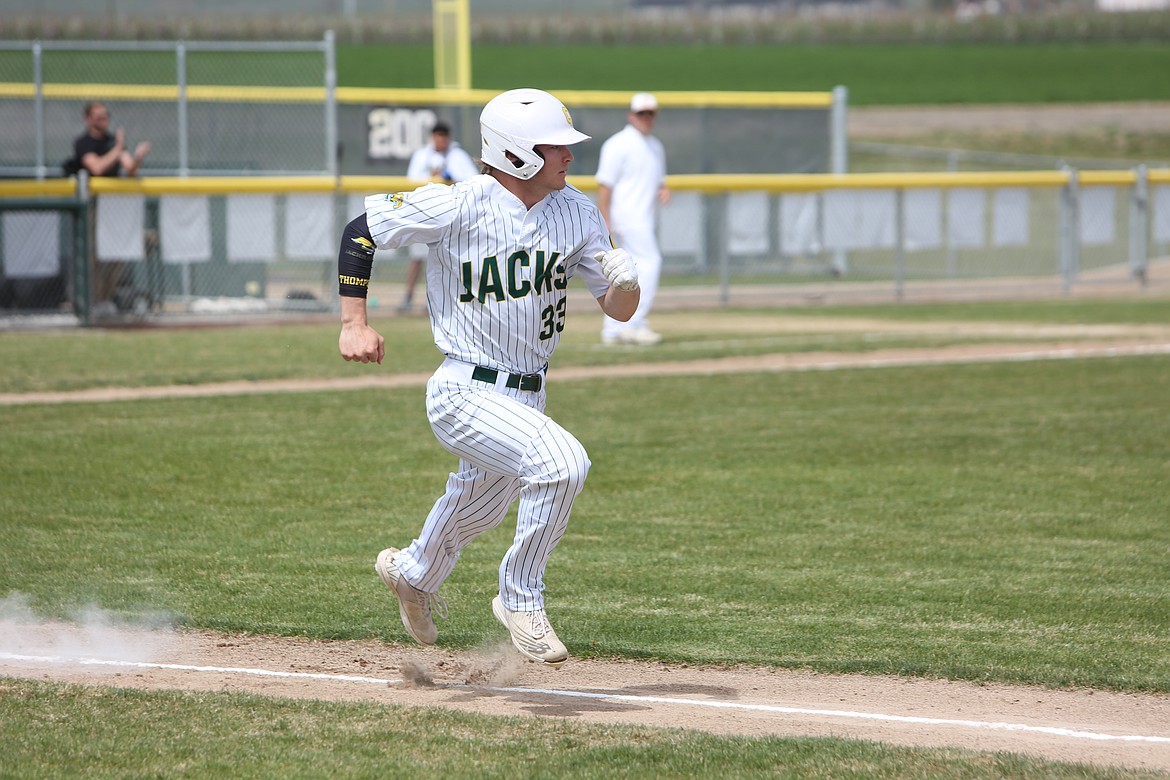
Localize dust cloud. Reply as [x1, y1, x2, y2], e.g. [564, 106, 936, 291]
[0, 592, 176, 669]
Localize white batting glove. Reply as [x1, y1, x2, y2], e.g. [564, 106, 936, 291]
[596, 248, 640, 292]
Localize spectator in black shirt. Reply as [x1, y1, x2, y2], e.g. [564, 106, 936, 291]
[64, 101, 151, 177]
[64, 101, 154, 314]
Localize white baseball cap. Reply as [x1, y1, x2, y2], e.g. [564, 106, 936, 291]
[630, 93, 658, 113]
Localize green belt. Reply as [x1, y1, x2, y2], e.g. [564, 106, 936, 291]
[471, 365, 543, 392]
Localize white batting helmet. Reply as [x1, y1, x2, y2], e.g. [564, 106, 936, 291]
[480, 88, 590, 180]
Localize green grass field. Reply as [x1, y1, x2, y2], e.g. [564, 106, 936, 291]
[5, 42, 1170, 105]
[3, 680, 1142, 780]
[2, 300, 1168, 777]
[337, 42, 1170, 106]
[5, 40, 1169, 163]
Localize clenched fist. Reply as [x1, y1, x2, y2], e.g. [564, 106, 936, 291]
[596, 248, 640, 292]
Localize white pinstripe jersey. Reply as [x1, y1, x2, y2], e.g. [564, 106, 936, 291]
[365, 175, 612, 375]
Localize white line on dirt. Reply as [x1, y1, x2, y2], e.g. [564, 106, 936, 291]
[495, 687, 1170, 744]
[5, 652, 1168, 745]
[0, 652, 401, 685]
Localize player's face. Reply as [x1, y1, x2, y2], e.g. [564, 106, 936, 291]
[533, 144, 573, 192]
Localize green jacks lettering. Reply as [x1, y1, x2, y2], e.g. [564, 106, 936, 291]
[460, 250, 566, 303]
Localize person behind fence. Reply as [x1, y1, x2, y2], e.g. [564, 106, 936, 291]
[336, 88, 641, 668]
[398, 121, 479, 313]
[596, 92, 670, 347]
[63, 101, 154, 313]
[64, 101, 151, 178]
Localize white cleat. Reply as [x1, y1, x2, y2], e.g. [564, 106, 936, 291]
[491, 595, 568, 668]
[375, 548, 445, 645]
[626, 326, 662, 346]
[601, 327, 662, 347]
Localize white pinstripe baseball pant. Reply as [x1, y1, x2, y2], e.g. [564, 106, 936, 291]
[395, 358, 591, 612]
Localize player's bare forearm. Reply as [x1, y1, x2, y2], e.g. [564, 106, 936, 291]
[598, 286, 639, 322]
[339, 296, 385, 364]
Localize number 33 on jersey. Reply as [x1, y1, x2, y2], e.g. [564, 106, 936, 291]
[460, 249, 568, 340]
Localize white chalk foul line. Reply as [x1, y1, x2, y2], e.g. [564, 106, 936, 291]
[495, 687, 1170, 745]
[0, 652, 401, 686]
[4, 651, 1168, 746]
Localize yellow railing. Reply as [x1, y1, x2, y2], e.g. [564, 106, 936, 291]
[0, 82, 834, 108]
[0, 179, 79, 198]
[3, 169, 1167, 200]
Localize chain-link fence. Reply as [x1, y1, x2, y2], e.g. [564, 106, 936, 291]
[1, 36, 845, 180]
[0, 198, 83, 317]
[350, 100, 841, 179]
[725, 178, 1165, 294]
[3, 37, 1163, 323]
[0, 38, 852, 322]
[3, 169, 1166, 325]
[661, 170, 1169, 300]
[0, 38, 336, 178]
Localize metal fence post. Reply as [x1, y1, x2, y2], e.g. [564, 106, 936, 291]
[894, 188, 906, 301]
[1059, 166, 1079, 295]
[830, 85, 849, 277]
[324, 29, 338, 177]
[76, 172, 92, 326]
[1130, 164, 1149, 287]
[830, 85, 848, 176]
[710, 194, 731, 305]
[33, 41, 45, 180]
[945, 152, 958, 277]
[177, 41, 188, 176]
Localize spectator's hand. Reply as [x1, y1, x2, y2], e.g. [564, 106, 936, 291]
[114, 127, 126, 150]
[133, 141, 151, 161]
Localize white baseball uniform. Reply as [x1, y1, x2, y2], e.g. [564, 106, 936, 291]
[363, 175, 613, 611]
[595, 123, 666, 339]
[404, 140, 479, 262]
[406, 139, 479, 184]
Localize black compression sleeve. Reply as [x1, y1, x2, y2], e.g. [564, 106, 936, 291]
[338, 212, 376, 298]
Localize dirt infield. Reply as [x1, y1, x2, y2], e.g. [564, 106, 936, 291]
[3, 621, 1169, 773]
[1, 337, 1169, 406]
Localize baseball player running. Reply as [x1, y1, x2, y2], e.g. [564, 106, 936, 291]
[337, 88, 641, 668]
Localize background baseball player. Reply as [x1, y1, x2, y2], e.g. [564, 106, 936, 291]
[398, 121, 479, 313]
[337, 88, 641, 668]
[596, 92, 670, 346]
